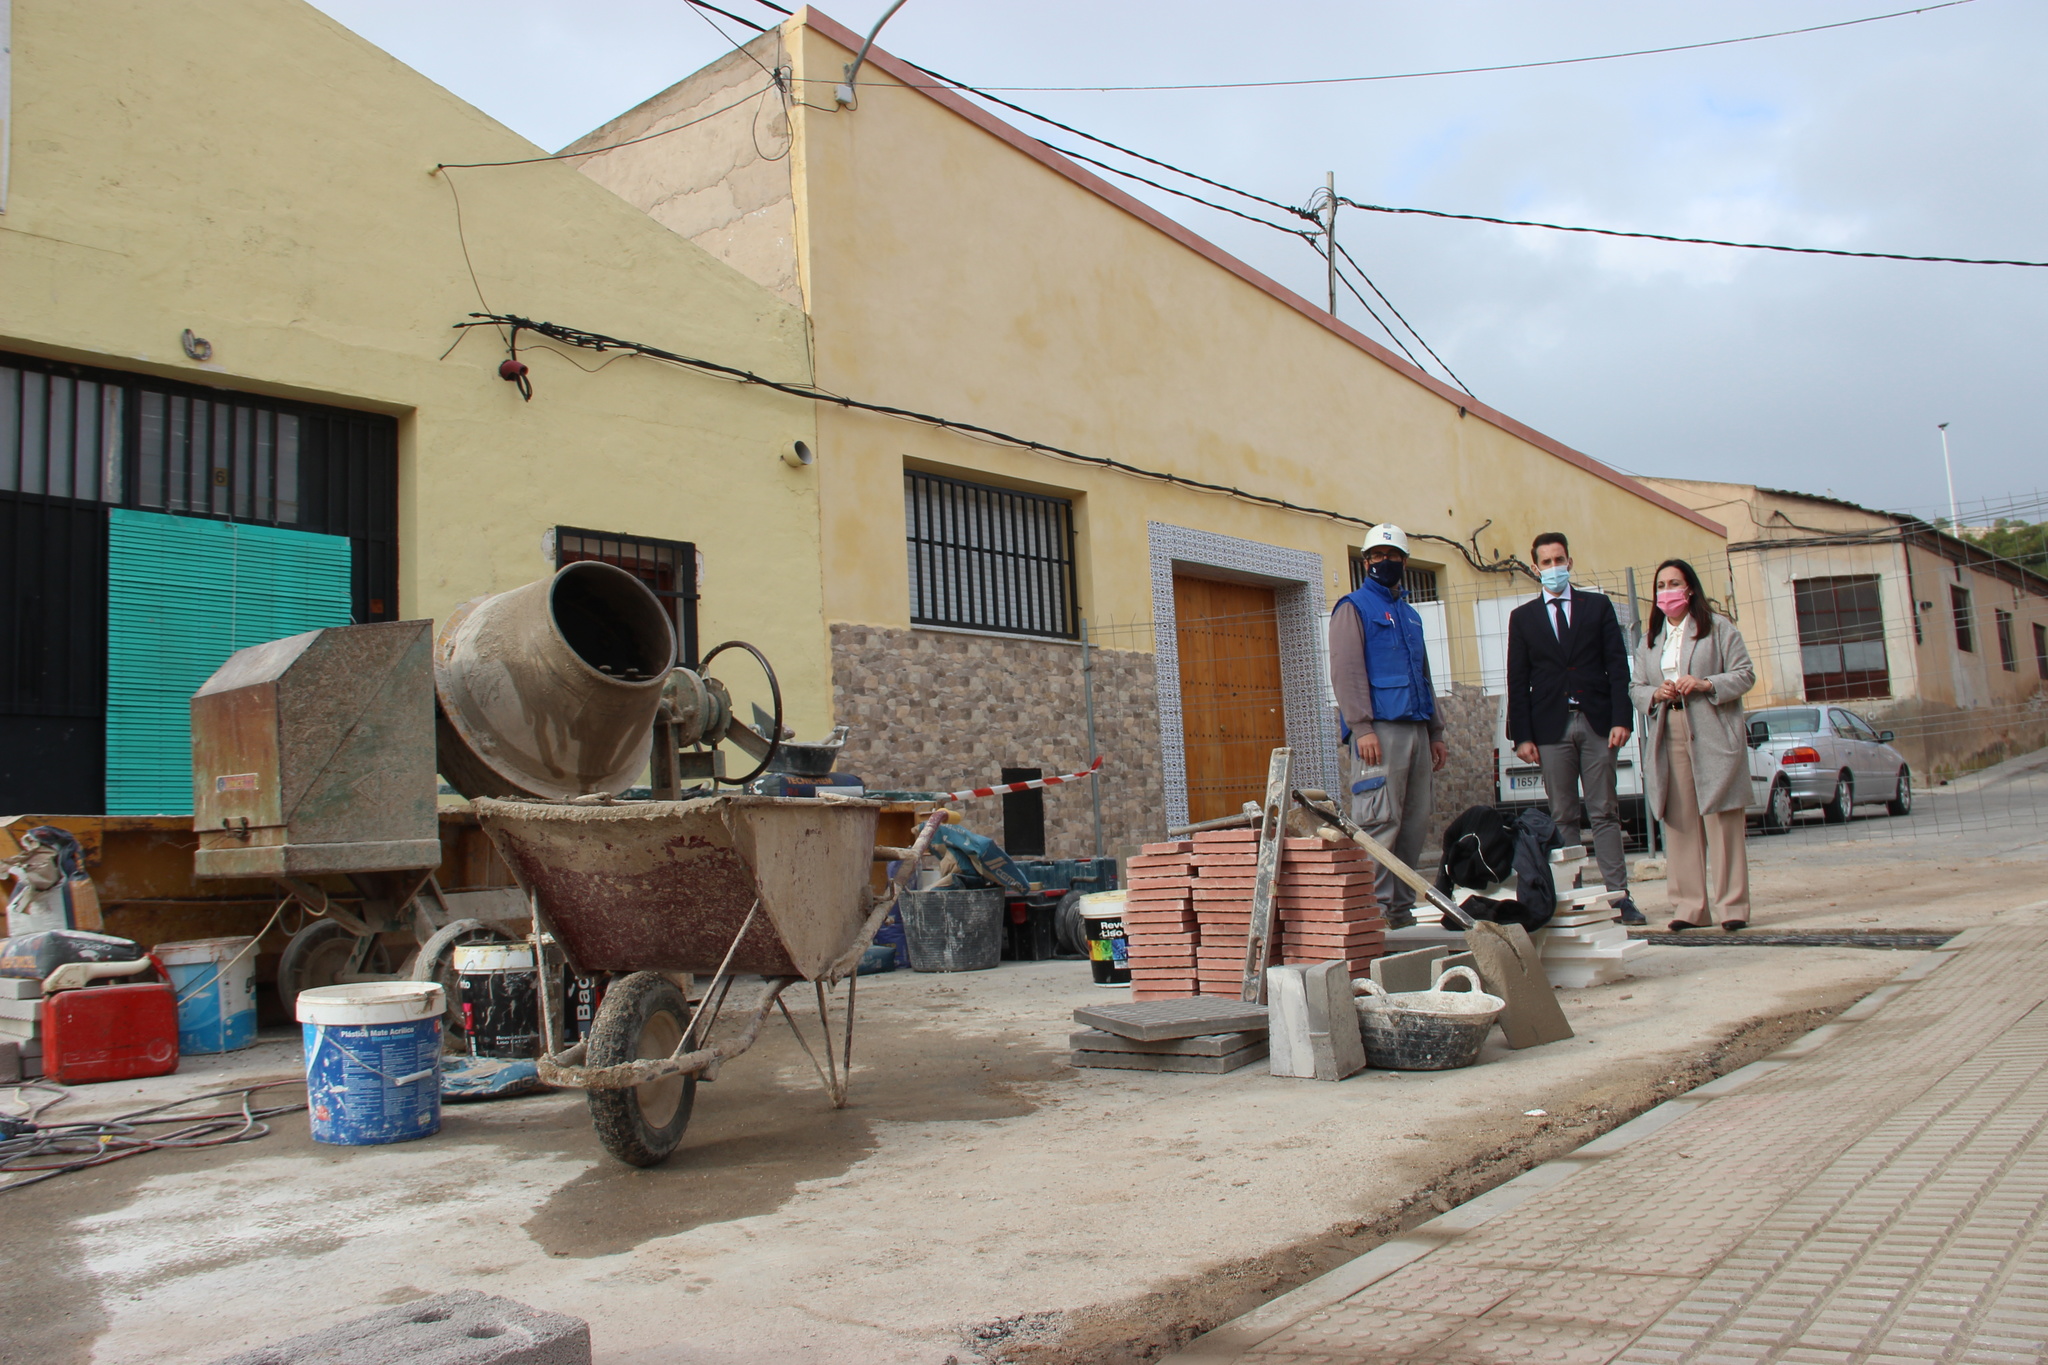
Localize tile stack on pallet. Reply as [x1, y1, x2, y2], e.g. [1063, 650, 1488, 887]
[1121, 840, 1199, 1000]
[1189, 828, 1273, 998]
[1275, 836, 1386, 977]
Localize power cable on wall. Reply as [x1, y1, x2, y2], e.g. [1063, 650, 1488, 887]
[453, 311, 1536, 580]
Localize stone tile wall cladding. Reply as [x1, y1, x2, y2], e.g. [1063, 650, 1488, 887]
[1433, 683, 1503, 831]
[831, 624, 1164, 857]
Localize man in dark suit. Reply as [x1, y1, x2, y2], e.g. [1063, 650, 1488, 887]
[1504, 531, 1644, 924]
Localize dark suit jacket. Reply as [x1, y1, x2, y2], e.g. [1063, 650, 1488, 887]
[1505, 588, 1633, 747]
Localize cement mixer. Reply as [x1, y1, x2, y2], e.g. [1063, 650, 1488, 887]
[189, 562, 840, 1039]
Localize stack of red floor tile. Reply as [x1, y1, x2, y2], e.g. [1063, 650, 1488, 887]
[1121, 840, 1198, 1000]
[1189, 828, 1276, 998]
[1276, 836, 1385, 974]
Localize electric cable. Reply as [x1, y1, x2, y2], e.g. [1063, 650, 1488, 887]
[1032, 140, 1315, 238]
[868, 2, 1978, 93]
[0, 1081, 306, 1194]
[1331, 240, 1475, 396]
[1306, 239, 1428, 373]
[1335, 197, 2048, 269]
[452, 312, 1536, 578]
[436, 82, 775, 170]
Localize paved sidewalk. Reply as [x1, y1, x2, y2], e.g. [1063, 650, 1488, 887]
[1169, 916, 2048, 1364]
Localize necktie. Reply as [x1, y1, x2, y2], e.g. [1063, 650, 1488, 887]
[1551, 597, 1568, 639]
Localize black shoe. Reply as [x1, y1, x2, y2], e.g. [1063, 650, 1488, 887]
[1612, 896, 1646, 926]
[1722, 920, 1748, 933]
[1668, 920, 1698, 932]
[1384, 909, 1417, 931]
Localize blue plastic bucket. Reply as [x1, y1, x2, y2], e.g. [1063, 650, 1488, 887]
[296, 982, 444, 1146]
[158, 936, 258, 1054]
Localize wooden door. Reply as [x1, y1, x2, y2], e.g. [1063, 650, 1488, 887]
[1173, 575, 1286, 823]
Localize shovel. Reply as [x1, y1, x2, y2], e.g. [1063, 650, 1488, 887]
[1290, 789, 1476, 930]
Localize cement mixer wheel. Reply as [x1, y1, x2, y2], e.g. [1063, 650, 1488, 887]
[585, 971, 698, 1167]
[278, 921, 393, 1019]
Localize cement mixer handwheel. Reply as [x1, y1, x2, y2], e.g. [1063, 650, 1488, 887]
[585, 971, 698, 1166]
[699, 639, 782, 786]
[278, 921, 392, 1019]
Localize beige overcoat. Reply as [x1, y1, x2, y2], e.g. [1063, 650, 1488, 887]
[1629, 613, 1757, 818]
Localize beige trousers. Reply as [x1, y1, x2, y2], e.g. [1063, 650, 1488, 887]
[1661, 707, 1751, 925]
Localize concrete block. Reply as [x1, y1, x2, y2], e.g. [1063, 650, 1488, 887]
[1070, 1043, 1267, 1074]
[1074, 997, 1268, 1041]
[1369, 946, 1447, 993]
[1304, 960, 1367, 1081]
[1067, 1028, 1266, 1056]
[1265, 965, 1312, 1077]
[0, 978, 42, 1000]
[210, 1289, 589, 1365]
[0, 1040, 17, 1084]
[1434, 952, 1477, 988]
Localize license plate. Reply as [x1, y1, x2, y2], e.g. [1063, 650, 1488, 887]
[1508, 774, 1544, 791]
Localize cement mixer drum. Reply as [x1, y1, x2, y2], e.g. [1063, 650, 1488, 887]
[434, 561, 677, 800]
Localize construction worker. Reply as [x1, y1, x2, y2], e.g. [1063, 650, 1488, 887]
[1329, 524, 1445, 930]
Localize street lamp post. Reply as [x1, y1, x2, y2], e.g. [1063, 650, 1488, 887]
[1938, 423, 1958, 529]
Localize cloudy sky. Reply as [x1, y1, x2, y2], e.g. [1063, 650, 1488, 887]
[310, 0, 2044, 522]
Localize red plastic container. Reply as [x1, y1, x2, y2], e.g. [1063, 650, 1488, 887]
[41, 982, 180, 1084]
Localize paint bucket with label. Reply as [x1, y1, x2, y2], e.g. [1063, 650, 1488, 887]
[297, 982, 444, 1146]
[1078, 892, 1131, 986]
[157, 936, 258, 1054]
[454, 942, 540, 1059]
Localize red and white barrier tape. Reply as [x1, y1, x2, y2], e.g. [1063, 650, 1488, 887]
[940, 756, 1104, 803]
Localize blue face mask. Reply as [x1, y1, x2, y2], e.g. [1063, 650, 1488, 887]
[1366, 558, 1405, 590]
[1540, 565, 1570, 594]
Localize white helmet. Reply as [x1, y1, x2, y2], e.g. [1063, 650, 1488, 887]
[1362, 523, 1410, 558]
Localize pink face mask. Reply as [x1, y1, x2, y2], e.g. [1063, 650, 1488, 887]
[1655, 588, 1690, 616]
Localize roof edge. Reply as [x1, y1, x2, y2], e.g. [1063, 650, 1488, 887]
[796, 7, 1726, 541]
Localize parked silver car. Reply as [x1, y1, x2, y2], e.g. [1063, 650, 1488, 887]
[1743, 705, 1912, 830]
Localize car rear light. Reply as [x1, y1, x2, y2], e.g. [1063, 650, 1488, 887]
[1782, 746, 1820, 766]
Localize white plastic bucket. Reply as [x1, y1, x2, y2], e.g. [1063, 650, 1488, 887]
[158, 936, 258, 1054]
[297, 982, 445, 1145]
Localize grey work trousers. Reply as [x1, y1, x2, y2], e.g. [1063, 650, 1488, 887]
[1345, 719, 1435, 914]
[1537, 709, 1629, 892]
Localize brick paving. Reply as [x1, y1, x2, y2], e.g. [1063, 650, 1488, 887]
[1169, 922, 2048, 1364]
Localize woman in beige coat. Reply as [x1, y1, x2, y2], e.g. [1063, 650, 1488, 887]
[1629, 559, 1757, 931]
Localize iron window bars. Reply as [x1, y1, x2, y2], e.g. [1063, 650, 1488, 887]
[905, 470, 1079, 640]
[555, 527, 700, 669]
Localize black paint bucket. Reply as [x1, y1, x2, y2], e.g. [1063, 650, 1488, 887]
[900, 889, 1004, 972]
[454, 943, 541, 1058]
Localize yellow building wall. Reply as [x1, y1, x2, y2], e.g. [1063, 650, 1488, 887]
[779, 16, 1725, 655]
[0, 0, 829, 736]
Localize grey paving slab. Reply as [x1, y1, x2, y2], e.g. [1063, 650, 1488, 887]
[1171, 925, 2048, 1365]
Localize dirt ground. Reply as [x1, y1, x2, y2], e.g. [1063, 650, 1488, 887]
[5, 809, 2044, 1365]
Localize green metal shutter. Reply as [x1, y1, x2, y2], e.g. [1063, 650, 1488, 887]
[106, 509, 353, 815]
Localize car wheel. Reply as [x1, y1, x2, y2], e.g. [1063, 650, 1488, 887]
[1763, 779, 1794, 834]
[1823, 773, 1853, 824]
[1886, 768, 1912, 817]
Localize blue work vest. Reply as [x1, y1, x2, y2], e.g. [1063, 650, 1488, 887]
[1338, 578, 1436, 729]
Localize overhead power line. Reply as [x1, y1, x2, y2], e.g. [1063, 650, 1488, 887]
[1330, 241, 1473, 395]
[1334, 198, 2048, 268]
[458, 312, 1535, 578]
[888, 2, 1978, 93]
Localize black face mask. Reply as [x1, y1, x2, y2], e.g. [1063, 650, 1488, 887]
[1366, 558, 1405, 590]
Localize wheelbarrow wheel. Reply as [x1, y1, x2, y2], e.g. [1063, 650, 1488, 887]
[585, 971, 697, 1167]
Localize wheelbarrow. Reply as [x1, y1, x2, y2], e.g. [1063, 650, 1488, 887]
[473, 794, 942, 1166]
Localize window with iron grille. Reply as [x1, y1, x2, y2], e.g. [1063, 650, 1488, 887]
[1793, 575, 1889, 701]
[1, 348, 398, 813]
[1952, 585, 1974, 653]
[1346, 552, 1439, 602]
[1995, 609, 2017, 671]
[555, 527, 699, 668]
[905, 471, 1078, 639]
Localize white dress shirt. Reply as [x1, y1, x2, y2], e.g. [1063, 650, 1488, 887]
[1660, 614, 1688, 676]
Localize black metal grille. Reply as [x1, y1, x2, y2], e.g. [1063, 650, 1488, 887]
[905, 471, 1078, 639]
[556, 527, 699, 668]
[1347, 552, 1438, 602]
[0, 348, 400, 813]
[1794, 575, 1889, 701]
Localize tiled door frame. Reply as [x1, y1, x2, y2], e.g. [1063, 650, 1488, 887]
[1148, 522, 1336, 831]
